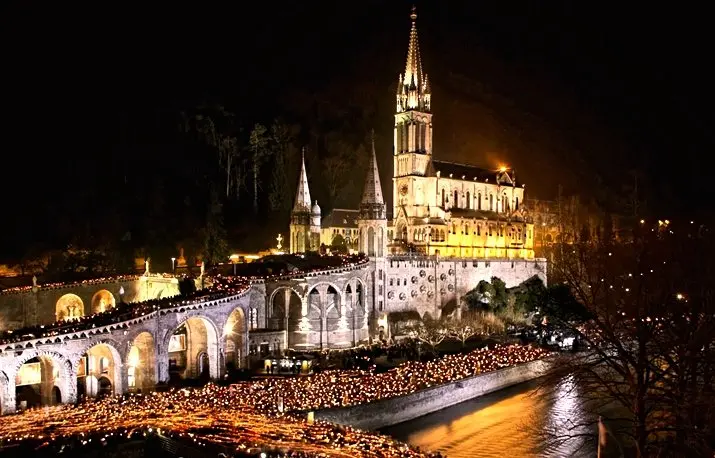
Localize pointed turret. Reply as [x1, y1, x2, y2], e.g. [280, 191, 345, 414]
[290, 148, 319, 253]
[358, 131, 387, 258]
[293, 148, 312, 212]
[361, 131, 385, 211]
[397, 6, 431, 113]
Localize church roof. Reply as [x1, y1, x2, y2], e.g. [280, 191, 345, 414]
[360, 131, 385, 206]
[293, 149, 312, 213]
[322, 208, 359, 228]
[427, 159, 515, 185]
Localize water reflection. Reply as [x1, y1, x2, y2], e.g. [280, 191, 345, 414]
[382, 378, 596, 458]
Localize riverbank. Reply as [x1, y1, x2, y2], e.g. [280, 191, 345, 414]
[314, 358, 551, 430]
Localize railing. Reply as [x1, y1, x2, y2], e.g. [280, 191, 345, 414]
[0, 256, 370, 351]
[0, 273, 178, 295]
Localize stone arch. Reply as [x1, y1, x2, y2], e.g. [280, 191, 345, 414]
[268, 286, 304, 318]
[269, 287, 303, 339]
[11, 349, 74, 408]
[395, 220, 408, 242]
[91, 289, 116, 314]
[306, 282, 343, 314]
[56, 294, 84, 321]
[127, 331, 156, 393]
[223, 307, 247, 369]
[165, 315, 220, 381]
[75, 341, 123, 398]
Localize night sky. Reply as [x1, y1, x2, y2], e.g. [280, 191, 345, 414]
[3, 2, 713, 256]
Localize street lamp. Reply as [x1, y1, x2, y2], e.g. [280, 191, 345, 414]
[171, 257, 176, 273]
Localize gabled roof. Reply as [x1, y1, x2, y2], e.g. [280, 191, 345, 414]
[427, 159, 515, 185]
[322, 209, 359, 228]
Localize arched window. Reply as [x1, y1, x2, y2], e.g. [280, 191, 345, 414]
[478, 193, 482, 210]
[466, 191, 471, 209]
[477, 224, 481, 236]
[441, 189, 446, 207]
[489, 194, 494, 211]
[454, 190, 459, 208]
[515, 197, 519, 210]
[420, 122, 427, 151]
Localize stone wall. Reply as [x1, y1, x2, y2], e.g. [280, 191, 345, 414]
[313, 359, 551, 430]
[382, 256, 547, 319]
[0, 276, 181, 330]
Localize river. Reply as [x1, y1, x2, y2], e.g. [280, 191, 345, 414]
[382, 377, 598, 458]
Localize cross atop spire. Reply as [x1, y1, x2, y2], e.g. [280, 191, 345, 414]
[397, 6, 431, 113]
[360, 130, 386, 220]
[293, 147, 312, 213]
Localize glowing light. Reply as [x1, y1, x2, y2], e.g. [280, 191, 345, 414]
[0, 344, 547, 457]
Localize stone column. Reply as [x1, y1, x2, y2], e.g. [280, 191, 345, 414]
[0, 371, 16, 415]
[318, 285, 329, 349]
[156, 343, 169, 385]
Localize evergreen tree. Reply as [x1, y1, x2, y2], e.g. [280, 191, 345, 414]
[248, 123, 269, 214]
[201, 189, 229, 266]
[268, 120, 297, 215]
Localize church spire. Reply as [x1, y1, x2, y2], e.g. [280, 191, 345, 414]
[360, 130, 386, 220]
[397, 6, 431, 113]
[293, 148, 311, 213]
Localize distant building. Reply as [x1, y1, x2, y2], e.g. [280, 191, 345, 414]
[319, 209, 359, 249]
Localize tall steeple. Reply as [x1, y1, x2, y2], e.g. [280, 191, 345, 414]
[293, 148, 311, 212]
[358, 130, 387, 258]
[290, 148, 320, 253]
[361, 130, 385, 211]
[397, 6, 431, 113]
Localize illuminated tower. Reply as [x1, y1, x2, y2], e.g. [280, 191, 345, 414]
[358, 131, 387, 258]
[393, 6, 432, 215]
[290, 150, 319, 253]
[358, 131, 388, 331]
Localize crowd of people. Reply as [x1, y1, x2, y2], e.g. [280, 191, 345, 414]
[0, 343, 548, 456]
[0, 345, 550, 457]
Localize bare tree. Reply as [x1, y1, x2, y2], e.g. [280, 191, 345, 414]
[268, 120, 298, 214]
[540, 220, 715, 457]
[408, 317, 449, 356]
[184, 107, 244, 199]
[447, 311, 482, 348]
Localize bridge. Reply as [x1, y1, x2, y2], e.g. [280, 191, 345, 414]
[0, 255, 371, 415]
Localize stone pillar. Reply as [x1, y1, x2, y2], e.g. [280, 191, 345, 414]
[116, 361, 128, 396]
[318, 285, 329, 349]
[283, 289, 291, 348]
[0, 371, 16, 415]
[156, 343, 169, 385]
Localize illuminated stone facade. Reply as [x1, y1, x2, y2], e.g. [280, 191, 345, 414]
[293, 7, 545, 325]
[289, 151, 321, 254]
[390, 8, 532, 259]
[315, 8, 534, 260]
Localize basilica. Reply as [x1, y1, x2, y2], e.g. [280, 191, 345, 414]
[290, 7, 535, 262]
